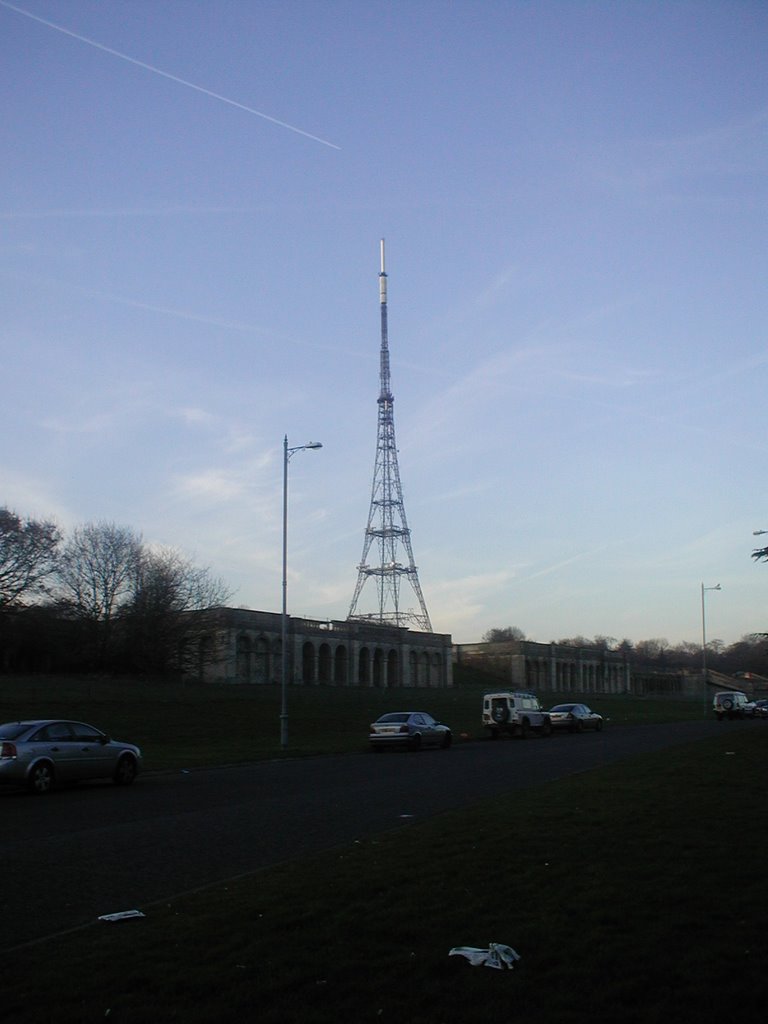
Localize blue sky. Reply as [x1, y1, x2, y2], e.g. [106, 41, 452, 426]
[2, 0, 767, 647]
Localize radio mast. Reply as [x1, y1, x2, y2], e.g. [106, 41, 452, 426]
[347, 240, 433, 632]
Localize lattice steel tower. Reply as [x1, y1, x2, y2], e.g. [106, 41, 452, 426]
[348, 240, 433, 632]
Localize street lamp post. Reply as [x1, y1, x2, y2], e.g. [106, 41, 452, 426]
[700, 582, 721, 691]
[281, 436, 322, 750]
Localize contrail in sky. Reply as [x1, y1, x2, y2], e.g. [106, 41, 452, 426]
[0, 1, 341, 149]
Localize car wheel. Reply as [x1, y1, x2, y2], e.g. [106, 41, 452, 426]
[492, 706, 509, 724]
[596, 719, 603, 732]
[540, 719, 552, 737]
[28, 761, 54, 795]
[519, 718, 530, 739]
[410, 734, 422, 752]
[113, 754, 138, 785]
[722, 698, 733, 710]
[441, 731, 452, 749]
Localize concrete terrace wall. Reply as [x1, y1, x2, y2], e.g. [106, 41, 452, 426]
[455, 639, 630, 696]
[454, 639, 734, 700]
[198, 608, 453, 688]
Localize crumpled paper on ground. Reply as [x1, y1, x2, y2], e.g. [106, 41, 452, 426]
[449, 943, 521, 970]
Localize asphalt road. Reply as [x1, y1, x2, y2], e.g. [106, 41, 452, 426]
[2, 719, 731, 950]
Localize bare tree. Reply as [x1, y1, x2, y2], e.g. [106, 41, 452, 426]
[482, 626, 526, 643]
[592, 635, 617, 651]
[633, 638, 671, 664]
[57, 522, 142, 666]
[555, 635, 592, 648]
[0, 507, 61, 610]
[124, 546, 232, 676]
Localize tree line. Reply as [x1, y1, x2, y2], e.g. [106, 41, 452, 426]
[0, 507, 232, 677]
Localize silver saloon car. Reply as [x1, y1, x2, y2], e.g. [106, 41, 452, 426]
[547, 703, 604, 733]
[369, 711, 452, 752]
[0, 719, 142, 794]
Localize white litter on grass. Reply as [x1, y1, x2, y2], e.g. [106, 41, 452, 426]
[98, 910, 146, 922]
[449, 943, 521, 970]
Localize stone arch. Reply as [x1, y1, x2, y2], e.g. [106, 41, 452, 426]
[236, 634, 252, 683]
[420, 651, 430, 687]
[387, 648, 399, 687]
[358, 646, 370, 685]
[409, 649, 418, 686]
[198, 634, 214, 682]
[302, 641, 316, 684]
[253, 636, 270, 684]
[431, 652, 442, 686]
[373, 647, 385, 687]
[334, 645, 348, 685]
[318, 643, 332, 683]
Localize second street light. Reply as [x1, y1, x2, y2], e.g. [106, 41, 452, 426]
[281, 436, 323, 751]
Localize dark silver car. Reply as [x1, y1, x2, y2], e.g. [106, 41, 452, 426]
[547, 703, 604, 732]
[0, 719, 142, 794]
[369, 711, 452, 751]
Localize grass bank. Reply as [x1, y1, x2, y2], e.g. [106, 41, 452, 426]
[0, 674, 711, 769]
[5, 726, 766, 1023]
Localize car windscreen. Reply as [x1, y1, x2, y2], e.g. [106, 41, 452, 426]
[376, 713, 410, 723]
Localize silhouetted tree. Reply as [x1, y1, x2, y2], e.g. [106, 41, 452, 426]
[0, 508, 60, 610]
[56, 522, 142, 668]
[122, 546, 232, 676]
[482, 626, 526, 643]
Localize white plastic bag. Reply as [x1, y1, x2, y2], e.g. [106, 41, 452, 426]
[449, 943, 521, 970]
[98, 910, 146, 922]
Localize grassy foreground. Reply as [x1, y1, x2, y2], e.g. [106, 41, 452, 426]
[5, 724, 767, 1023]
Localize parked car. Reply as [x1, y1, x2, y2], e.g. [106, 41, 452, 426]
[751, 699, 768, 719]
[547, 703, 604, 732]
[0, 719, 142, 794]
[369, 712, 452, 752]
[712, 691, 750, 720]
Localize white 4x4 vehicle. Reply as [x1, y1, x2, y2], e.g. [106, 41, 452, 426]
[713, 691, 749, 720]
[482, 691, 552, 739]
